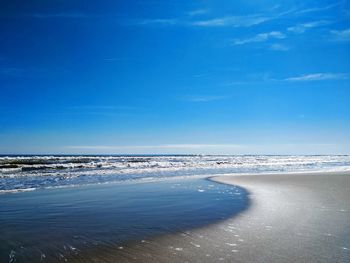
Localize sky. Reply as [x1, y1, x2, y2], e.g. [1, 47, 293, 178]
[0, 0, 350, 155]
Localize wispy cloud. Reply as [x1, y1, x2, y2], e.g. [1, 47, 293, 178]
[183, 95, 227, 102]
[103, 58, 123, 62]
[0, 67, 46, 77]
[191, 15, 271, 27]
[135, 8, 295, 28]
[232, 31, 285, 45]
[133, 8, 299, 29]
[134, 15, 271, 28]
[63, 105, 141, 116]
[285, 73, 349, 81]
[66, 144, 241, 150]
[136, 18, 179, 26]
[331, 28, 350, 41]
[64, 143, 343, 155]
[188, 9, 209, 16]
[68, 105, 140, 111]
[193, 73, 207, 78]
[0, 67, 23, 76]
[33, 13, 89, 19]
[270, 43, 290, 51]
[287, 20, 331, 34]
[221, 81, 250, 87]
[295, 2, 342, 14]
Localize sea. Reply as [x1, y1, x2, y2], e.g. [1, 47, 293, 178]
[1, 155, 350, 193]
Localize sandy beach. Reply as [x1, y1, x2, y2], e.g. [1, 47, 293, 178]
[84, 171, 350, 262]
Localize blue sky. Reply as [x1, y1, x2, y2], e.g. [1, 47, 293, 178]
[0, 0, 350, 154]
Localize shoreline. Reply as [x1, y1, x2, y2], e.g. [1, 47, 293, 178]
[2, 169, 350, 195]
[77, 171, 350, 262]
[0, 177, 248, 262]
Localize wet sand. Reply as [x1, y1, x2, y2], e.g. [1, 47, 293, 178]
[88, 172, 350, 262]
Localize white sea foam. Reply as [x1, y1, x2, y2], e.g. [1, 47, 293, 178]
[1, 155, 350, 192]
[0, 187, 36, 194]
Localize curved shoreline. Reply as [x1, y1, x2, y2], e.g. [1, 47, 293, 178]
[83, 171, 350, 262]
[5, 171, 349, 262]
[0, 177, 250, 262]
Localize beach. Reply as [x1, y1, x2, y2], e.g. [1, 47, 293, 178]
[86, 171, 350, 262]
[1, 155, 350, 262]
[2, 0, 350, 261]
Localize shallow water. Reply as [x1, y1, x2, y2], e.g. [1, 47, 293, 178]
[0, 178, 249, 262]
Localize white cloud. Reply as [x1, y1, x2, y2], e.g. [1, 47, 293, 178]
[137, 15, 271, 28]
[191, 15, 271, 27]
[137, 18, 179, 26]
[193, 73, 206, 78]
[33, 13, 88, 18]
[0, 67, 23, 76]
[295, 2, 341, 14]
[287, 20, 331, 34]
[135, 9, 294, 28]
[183, 95, 227, 102]
[64, 143, 347, 155]
[270, 43, 290, 51]
[221, 81, 249, 87]
[68, 105, 139, 110]
[331, 28, 350, 41]
[0, 67, 46, 77]
[103, 58, 123, 61]
[232, 31, 285, 45]
[66, 144, 241, 150]
[188, 9, 209, 16]
[285, 73, 349, 81]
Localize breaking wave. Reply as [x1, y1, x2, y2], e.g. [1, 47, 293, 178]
[1, 155, 350, 193]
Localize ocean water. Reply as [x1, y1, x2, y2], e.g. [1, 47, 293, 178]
[0, 178, 248, 262]
[1, 155, 350, 193]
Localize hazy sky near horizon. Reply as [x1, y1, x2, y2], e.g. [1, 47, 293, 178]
[1, 0, 350, 155]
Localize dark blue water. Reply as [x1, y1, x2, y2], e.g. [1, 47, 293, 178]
[0, 178, 249, 262]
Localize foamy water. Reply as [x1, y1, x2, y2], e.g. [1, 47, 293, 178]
[1, 155, 350, 193]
